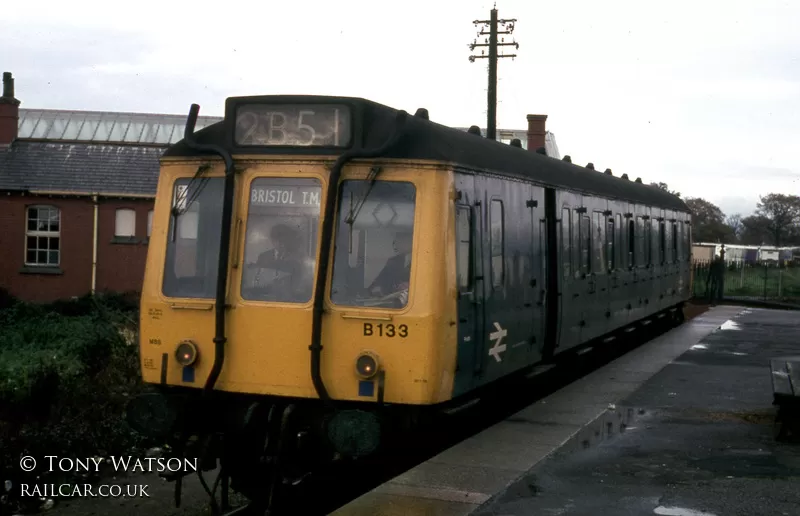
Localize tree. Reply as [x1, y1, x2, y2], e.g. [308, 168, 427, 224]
[650, 182, 681, 197]
[740, 215, 771, 245]
[754, 193, 800, 247]
[726, 213, 744, 243]
[684, 197, 732, 243]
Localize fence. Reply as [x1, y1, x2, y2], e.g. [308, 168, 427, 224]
[692, 261, 800, 305]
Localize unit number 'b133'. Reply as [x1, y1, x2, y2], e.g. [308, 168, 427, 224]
[364, 323, 408, 338]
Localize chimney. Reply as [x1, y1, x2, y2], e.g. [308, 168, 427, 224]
[0, 72, 21, 148]
[526, 114, 547, 154]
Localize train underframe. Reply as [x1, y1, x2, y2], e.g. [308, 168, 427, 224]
[126, 302, 687, 514]
[126, 386, 428, 513]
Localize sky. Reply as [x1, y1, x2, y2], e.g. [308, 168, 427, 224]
[1, 0, 798, 217]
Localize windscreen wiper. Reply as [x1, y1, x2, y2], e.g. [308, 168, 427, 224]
[169, 164, 211, 241]
[345, 165, 381, 226]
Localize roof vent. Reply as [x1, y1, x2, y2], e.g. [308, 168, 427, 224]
[604, 168, 613, 175]
[414, 108, 429, 120]
[635, 177, 642, 183]
[621, 173, 629, 180]
[562, 155, 572, 163]
[510, 138, 522, 148]
[586, 163, 595, 170]
[535, 146, 547, 155]
[467, 125, 482, 135]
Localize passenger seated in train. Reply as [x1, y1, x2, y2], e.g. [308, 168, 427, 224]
[369, 231, 412, 299]
[249, 223, 313, 301]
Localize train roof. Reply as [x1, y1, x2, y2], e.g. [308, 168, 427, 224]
[164, 95, 688, 212]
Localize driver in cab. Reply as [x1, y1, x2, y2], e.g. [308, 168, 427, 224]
[368, 231, 412, 303]
[251, 224, 311, 300]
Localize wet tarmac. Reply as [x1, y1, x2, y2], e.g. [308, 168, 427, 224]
[471, 307, 800, 516]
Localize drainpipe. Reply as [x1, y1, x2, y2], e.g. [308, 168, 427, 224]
[91, 194, 98, 295]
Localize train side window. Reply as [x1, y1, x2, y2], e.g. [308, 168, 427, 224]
[653, 219, 661, 266]
[580, 213, 591, 274]
[561, 208, 571, 279]
[592, 211, 606, 273]
[490, 199, 504, 289]
[607, 216, 615, 271]
[659, 221, 666, 265]
[637, 216, 648, 266]
[628, 218, 635, 267]
[684, 222, 691, 261]
[615, 214, 624, 268]
[456, 206, 471, 290]
[671, 222, 678, 263]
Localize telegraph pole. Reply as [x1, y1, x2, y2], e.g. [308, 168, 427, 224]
[469, 5, 518, 140]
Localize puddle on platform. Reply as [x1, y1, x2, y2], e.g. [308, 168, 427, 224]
[558, 405, 648, 455]
[719, 320, 742, 331]
[654, 506, 717, 516]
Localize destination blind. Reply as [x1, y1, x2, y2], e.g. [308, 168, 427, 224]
[250, 185, 321, 207]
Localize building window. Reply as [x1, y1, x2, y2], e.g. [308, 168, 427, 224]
[26, 205, 60, 267]
[147, 210, 154, 238]
[115, 209, 136, 237]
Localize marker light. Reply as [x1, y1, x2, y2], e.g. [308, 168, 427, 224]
[355, 352, 379, 379]
[175, 341, 198, 367]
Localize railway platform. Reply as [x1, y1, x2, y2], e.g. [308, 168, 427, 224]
[332, 305, 800, 516]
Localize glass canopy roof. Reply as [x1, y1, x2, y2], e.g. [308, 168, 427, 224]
[17, 109, 223, 145]
[16, 109, 559, 157]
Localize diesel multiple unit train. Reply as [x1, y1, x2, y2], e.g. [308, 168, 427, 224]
[127, 94, 692, 512]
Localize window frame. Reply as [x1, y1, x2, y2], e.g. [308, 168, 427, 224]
[114, 208, 137, 241]
[490, 198, 505, 289]
[25, 204, 61, 268]
[456, 205, 472, 291]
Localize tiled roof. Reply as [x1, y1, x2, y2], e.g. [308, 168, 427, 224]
[0, 141, 163, 196]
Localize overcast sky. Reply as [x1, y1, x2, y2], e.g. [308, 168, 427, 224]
[1, 0, 798, 217]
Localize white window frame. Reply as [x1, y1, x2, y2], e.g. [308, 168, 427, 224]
[25, 205, 61, 267]
[115, 208, 136, 238]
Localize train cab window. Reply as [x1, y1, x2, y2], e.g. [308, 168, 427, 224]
[490, 199, 505, 289]
[628, 218, 635, 267]
[330, 180, 416, 309]
[162, 178, 225, 299]
[607, 216, 616, 270]
[561, 208, 571, 279]
[592, 212, 606, 273]
[456, 206, 471, 289]
[579, 213, 591, 274]
[240, 177, 322, 303]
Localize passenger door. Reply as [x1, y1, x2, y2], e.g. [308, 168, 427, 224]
[452, 173, 485, 395]
[529, 186, 546, 359]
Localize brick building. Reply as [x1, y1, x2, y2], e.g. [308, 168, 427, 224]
[0, 72, 219, 302]
[0, 71, 558, 303]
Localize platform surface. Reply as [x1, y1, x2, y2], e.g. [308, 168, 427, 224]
[332, 305, 757, 516]
[471, 307, 800, 516]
